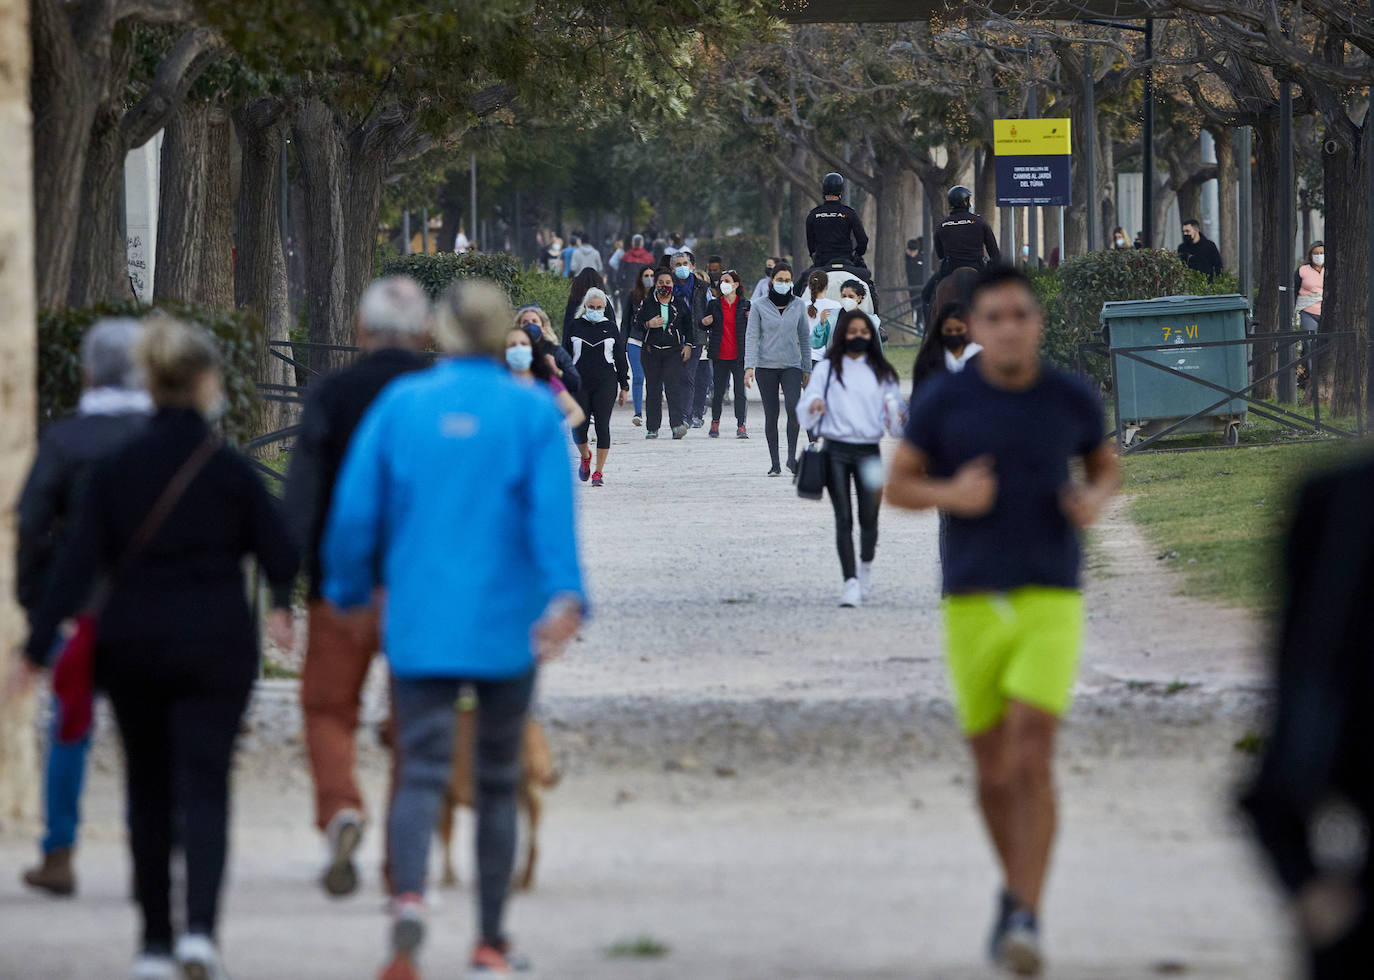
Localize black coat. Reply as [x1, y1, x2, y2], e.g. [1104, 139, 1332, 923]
[703, 295, 751, 362]
[1178, 236, 1223, 280]
[935, 209, 1000, 269]
[283, 347, 427, 599]
[807, 202, 869, 262]
[16, 408, 148, 617]
[633, 292, 694, 349]
[25, 408, 299, 670]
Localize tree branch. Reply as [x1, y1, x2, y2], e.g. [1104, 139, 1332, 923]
[120, 26, 226, 150]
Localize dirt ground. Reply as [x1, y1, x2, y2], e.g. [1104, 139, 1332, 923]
[0, 397, 1298, 979]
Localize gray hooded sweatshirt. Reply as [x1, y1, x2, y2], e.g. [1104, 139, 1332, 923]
[744, 295, 811, 371]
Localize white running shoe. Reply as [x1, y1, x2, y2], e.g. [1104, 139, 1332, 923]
[322, 808, 365, 897]
[840, 578, 862, 608]
[858, 561, 874, 599]
[175, 934, 226, 980]
[130, 954, 176, 980]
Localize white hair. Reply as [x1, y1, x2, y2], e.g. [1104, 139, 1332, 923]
[82, 317, 145, 389]
[358, 276, 431, 337]
[576, 288, 611, 320]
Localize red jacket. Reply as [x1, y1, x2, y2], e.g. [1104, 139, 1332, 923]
[621, 247, 655, 267]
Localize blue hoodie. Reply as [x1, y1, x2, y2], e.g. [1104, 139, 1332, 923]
[322, 358, 587, 680]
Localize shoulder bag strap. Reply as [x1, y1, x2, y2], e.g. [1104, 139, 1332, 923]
[808, 363, 834, 444]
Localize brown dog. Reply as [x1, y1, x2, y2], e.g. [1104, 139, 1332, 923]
[435, 696, 559, 892]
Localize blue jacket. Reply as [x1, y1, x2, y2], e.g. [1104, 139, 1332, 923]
[321, 358, 587, 680]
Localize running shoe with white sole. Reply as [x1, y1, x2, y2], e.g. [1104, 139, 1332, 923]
[578, 456, 591, 482]
[379, 896, 425, 980]
[987, 888, 1019, 963]
[737, 424, 748, 439]
[858, 561, 874, 600]
[174, 934, 226, 980]
[1000, 908, 1043, 975]
[671, 424, 688, 439]
[632, 414, 643, 427]
[130, 954, 177, 980]
[591, 472, 604, 487]
[322, 808, 365, 898]
[469, 939, 532, 975]
[840, 578, 862, 608]
[645, 430, 658, 440]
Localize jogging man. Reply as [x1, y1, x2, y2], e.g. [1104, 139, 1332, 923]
[922, 186, 1000, 314]
[887, 265, 1118, 975]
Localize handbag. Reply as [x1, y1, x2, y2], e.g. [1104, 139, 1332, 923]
[50, 433, 220, 743]
[795, 367, 834, 500]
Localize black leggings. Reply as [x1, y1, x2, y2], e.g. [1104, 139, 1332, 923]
[642, 346, 685, 432]
[573, 377, 617, 447]
[826, 440, 882, 580]
[104, 640, 255, 950]
[711, 359, 747, 426]
[756, 367, 803, 469]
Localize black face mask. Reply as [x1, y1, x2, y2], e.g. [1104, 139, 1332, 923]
[940, 331, 968, 351]
[844, 336, 870, 355]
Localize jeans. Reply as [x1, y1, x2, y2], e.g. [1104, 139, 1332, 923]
[678, 347, 699, 421]
[42, 692, 91, 853]
[643, 346, 686, 432]
[690, 358, 713, 420]
[711, 359, 747, 426]
[626, 343, 645, 415]
[755, 366, 803, 469]
[825, 440, 882, 580]
[389, 669, 536, 945]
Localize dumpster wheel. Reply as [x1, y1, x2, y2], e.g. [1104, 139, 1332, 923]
[1225, 421, 1240, 446]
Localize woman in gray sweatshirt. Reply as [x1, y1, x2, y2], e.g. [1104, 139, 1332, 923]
[745, 263, 812, 476]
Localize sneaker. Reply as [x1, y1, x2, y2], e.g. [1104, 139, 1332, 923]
[691, 416, 705, 429]
[736, 425, 748, 439]
[645, 430, 658, 440]
[709, 421, 720, 438]
[380, 896, 425, 980]
[578, 456, 591, 482]
[632, 414, 643, 427]
[987, 889, 1022, 965]
[999, 907, 1043, 975]
[322, 808, 365, 898]
[130, 953, 177, 980]
[174, 934, 225, 980]
[840, 578, 862, 608]
[469, 939, 532, 975]
[671, 424, 689, 440]
[591, 472, 604, 487]
[858, 561, 874, 600]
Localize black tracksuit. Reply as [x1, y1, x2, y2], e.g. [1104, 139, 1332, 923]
[634, 291, 693, 432]
[283, 347, 428, 600]
[564, 315, 630, 446]
[25, 408, 298, 950]
[704, 295, 750, 427]
[807, 201, 869, 267]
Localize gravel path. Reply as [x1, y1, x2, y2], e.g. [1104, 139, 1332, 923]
[0, 397, 1295, 979]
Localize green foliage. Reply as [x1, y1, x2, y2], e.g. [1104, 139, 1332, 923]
[693, 235, 771, 280]
[377, 252, 523, 300]
[513, 269, 573, 319]
[604, 936, 672, 959]
[38, 301, 263, 446]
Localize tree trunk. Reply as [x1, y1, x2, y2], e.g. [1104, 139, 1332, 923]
[871, 156, 908, 315]
[1320, 117, 1369, 419]
[31, 0, 100, 310]
[0, 0, 39, 826]
[1250, 120, 1282, 401]
[155, 100, 210, 303]
[761, 181, 782, 259]
[291, 99, 350, 370]
[1214, 128, 1239, 274]
[976, 141, 997, 238]
[343, 136, 388, 321]
[200, 104, 235, 310]
[67, 102, 130, 307]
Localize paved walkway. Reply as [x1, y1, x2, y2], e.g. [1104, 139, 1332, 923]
[0, 396, 1295, 979]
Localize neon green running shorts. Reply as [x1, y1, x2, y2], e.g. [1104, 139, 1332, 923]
[943, 587, 1085, 736]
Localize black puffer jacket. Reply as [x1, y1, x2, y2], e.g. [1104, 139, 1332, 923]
[703, 295, 751, 362]
[633, 292, 694, 349]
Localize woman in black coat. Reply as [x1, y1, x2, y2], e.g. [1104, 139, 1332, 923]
[21, 317, 298, 980]
[700, 269, 751, 439]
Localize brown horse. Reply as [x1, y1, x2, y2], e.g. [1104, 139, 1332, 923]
[931, 266, 981, 319]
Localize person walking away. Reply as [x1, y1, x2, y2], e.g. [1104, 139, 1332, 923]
[745, 263, 811, 477]
[701, 270, 751, 439]
[806, 172, 870, 283]
[670, 251, 710, 428]
[505, 328, 584, 429]
[19, 317, 299, 980]
[752, 257, 780, 302]
[910, 301, 981, 400]
[905, 238, 926, 325]
[1241, 453, 1374, 979]
[620, 266, 654, 426]
[796, 310, 903, 608]
[569, 234, 603, 277]
[922, 186, 1000, 315]
[608, 239, 625, 277]
[282, 277, 431, 898]
[545, 236, 562, 273]
[634, 269, 693, 440]
[14, 318, 152, 898]
[516, 305, 581, 395]
[322, 279, 586, 980]
[563, 268, 613, 338]
[1111, 227, 1129, 251]
[886, 266, 1119, 976]
[1178, 219, 1223, 280]
[565, 288, 629, 486]
[619, 235, 656, 295]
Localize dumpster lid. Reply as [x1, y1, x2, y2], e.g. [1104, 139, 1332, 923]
[1100, 293, 1249, 321]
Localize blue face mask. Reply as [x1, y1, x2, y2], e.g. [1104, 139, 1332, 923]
[674, 266, 691, 280]
[506, 345, 534, 372]
[772, 281, 792, 296]
[521, 322, 542, 341]
[584, 308, 606, 323]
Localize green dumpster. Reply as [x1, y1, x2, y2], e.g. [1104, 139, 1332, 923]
[1102, 294, 1250, 447]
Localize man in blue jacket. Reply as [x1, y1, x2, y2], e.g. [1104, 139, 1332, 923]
[322, 279, 586, 980]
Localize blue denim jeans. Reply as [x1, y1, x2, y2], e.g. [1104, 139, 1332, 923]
[43, 691, 92, 853]
[626, 343, 645, 415]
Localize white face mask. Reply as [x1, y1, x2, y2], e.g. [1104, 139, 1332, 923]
[772, 281, 792, 296]
[641, 276, 653, 288]
[719, 282, 735, 296]
[1312, 254, 1325, 267]
[841, 297, 859, 312]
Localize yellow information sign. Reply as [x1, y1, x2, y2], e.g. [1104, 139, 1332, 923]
[994, 118, 1072, 157]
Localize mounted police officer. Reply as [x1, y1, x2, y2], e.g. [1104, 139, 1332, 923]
[922, 185, 1001, 312]
[802, 173, 874, 293]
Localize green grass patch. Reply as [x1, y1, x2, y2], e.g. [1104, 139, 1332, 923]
[261, 658, 299, 680]
[1122, 441, 1357, 609]
[604, 937, 672, 960]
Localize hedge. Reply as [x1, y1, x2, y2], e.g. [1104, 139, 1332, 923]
[38, 300, 262, 446]
[377, 251, 572, 320]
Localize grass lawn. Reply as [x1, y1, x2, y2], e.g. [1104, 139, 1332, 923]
[1121, 439, 1362, 609]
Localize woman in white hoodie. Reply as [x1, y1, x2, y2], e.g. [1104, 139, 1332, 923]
[796, 310, 904, 608]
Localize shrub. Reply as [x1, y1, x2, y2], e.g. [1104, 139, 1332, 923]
[514, 269, 572, 319]
[692, 234, 771, 281]
[377, 251, 523, 300]
[38, 300, 263, 446]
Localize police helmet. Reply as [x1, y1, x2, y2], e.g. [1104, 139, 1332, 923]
[948, 185, 973, 209]
[822, 173, 845, 197]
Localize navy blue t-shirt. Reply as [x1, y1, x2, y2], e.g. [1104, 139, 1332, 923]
[905, 360, 1104, 594]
